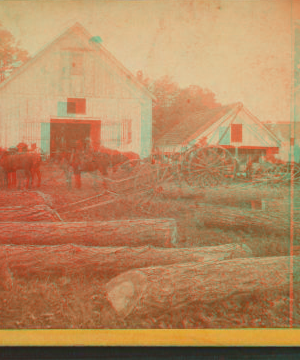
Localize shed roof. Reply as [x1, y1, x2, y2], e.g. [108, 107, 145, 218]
[155, 102, 280, 149]
[155, 103, 235, 148]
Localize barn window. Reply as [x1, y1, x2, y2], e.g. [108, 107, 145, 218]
[70, 53, 84, 75]
[231, 124, 243, 143]
[122, 119, 132, 145]
[67, 98, 86, 114]
[102, 122, 121, 148]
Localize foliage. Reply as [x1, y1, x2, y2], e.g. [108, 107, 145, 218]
[136, 71, 221, 139]
[0, 23, 29, 81]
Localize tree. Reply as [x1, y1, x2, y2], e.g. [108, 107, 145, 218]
[136, 71, 221, 140]
[0, 23, 29, 82]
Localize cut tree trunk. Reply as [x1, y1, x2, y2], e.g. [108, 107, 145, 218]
[0, 219, 178, 247]
[106, 255, 299, 318]
[0, 191, 47, 207]
[0, 205, 61, 222]
[195, 203, 297, 235]
[0, 243, 251, 278]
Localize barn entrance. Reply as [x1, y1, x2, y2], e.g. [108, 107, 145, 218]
[50, 120, 101, 156]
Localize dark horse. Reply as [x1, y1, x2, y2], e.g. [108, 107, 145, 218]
[60, 146, 140, 189]
[0, 150, 42, 189]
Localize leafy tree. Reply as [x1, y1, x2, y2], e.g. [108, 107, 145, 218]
[0, 23, 29, 81]
[136, 71, 221, 139]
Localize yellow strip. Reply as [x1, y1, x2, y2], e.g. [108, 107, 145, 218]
[1, 330, 300, 346]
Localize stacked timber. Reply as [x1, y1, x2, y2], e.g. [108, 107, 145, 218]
[0, 219, 178, 247]
[0, 243, 251, 278]
[105, 255, 299, 318]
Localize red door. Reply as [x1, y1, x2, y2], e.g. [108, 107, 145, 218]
[90, 121, 101, 151]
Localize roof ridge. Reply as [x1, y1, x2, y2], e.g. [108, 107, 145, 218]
[0, 22, 155, 100]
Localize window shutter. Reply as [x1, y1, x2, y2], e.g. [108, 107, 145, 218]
[67, 101, 76, 114]
[231, 124, 243, 143]
[41, 123, 50, 155]
[67, 98, 86, 114]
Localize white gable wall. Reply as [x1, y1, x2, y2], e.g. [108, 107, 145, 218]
[207, 108, 278, 148]
[0, 27, 152, 157]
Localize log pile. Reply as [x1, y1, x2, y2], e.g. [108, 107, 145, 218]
[0, 219, 178, 247]
[0, 243, 251, 278]
[105, 255, 299, 318]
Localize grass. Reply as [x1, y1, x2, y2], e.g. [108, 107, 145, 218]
[0, 163, 296, 328]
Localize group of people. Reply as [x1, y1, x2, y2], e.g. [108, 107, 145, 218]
[233, 155, 254, 180]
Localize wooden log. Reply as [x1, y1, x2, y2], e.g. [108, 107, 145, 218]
[195, 202, 298, 235]
[0, 219, 178, 247]
[106, 256, 299, 318]
[0, 243, 251, 278]
[0, 205, 61, 222]
[0, 190, 47, 207]
[202, 185, 285, 207]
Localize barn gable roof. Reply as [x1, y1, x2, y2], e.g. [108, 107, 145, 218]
[155, 102, 280, 149]
[0, 22, 155, 101]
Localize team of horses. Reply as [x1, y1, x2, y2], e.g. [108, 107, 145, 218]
[0, 144, 140, 190]
[57, 146, 140, 189]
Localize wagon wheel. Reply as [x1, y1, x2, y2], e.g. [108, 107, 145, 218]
[132, 158, 173, 216]
[184, 146, 235, 188]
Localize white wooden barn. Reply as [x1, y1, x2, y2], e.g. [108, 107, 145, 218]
[155, 102, 281, 161]
[0, 23, 155, 158]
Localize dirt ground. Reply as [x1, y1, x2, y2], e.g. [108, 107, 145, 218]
[0, 162, 297, 328]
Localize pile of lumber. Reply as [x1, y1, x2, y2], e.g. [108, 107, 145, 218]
[1, 207, 295, 323]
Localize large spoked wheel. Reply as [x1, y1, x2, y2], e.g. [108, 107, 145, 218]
[132, 158, 172, 216]
[184, 146, 235, 188]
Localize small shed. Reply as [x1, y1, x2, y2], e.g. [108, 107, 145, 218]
[154, 102, 280, 162]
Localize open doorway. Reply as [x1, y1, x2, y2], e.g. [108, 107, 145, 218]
[50, 122, 91, 155]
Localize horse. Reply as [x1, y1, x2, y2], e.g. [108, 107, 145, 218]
[0, 150, 42, 189]
[61, 146, 140, 189]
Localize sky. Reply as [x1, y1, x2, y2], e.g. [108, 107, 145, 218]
[0, 0, 297, 123]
